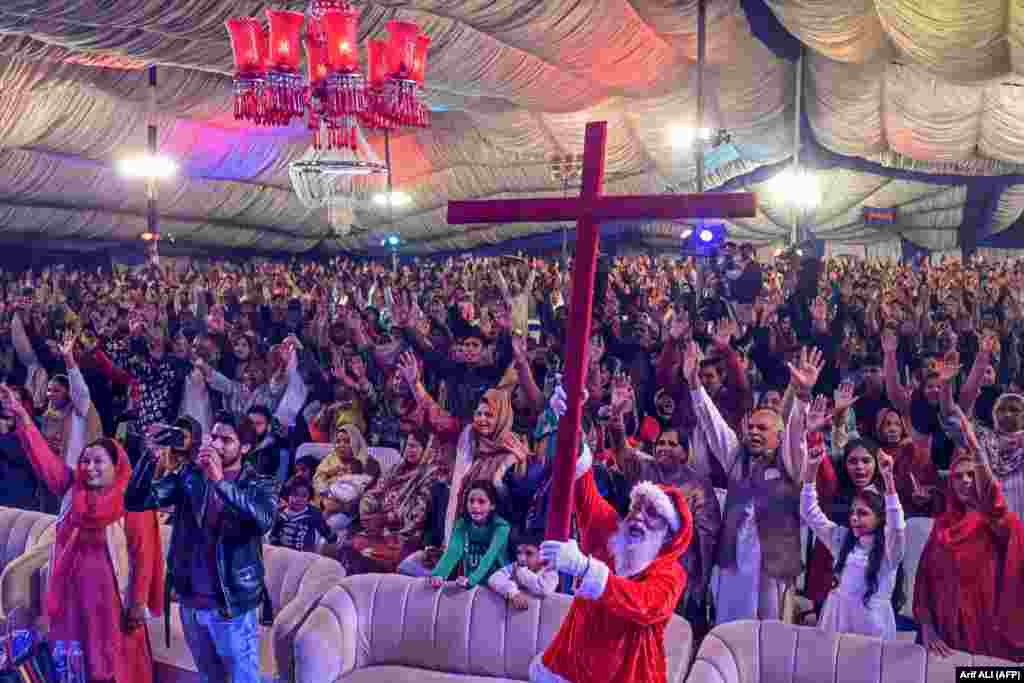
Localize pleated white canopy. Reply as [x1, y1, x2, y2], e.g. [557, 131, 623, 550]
[0, 0, 1021, 254]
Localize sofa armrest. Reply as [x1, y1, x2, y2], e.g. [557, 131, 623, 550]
[0, 545, 49, 623]
[293, 585, 360, 683]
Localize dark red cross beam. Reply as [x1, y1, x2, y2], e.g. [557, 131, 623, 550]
[447, 120, 756, 541]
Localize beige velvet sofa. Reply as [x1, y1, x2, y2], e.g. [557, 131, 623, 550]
[292, 573, 695, 683]
[686, 620, 1018, 683]
[151, 524, 348, 683]
[0, 508, 347, 683]
[0, 506, 56, 626]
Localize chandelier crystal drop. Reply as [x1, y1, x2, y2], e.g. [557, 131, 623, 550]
[225, 1, 431, 149]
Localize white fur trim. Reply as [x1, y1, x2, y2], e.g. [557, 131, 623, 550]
[575, 556, 610, 600]
[530, 656, 574, 683]
[574, 442, 593, 480]
[630, 481, 681, 533]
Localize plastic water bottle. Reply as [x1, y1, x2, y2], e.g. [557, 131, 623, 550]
[10, 629, 32, 660]
[51, 640, 66, 683]
[67, 641, 84, 683]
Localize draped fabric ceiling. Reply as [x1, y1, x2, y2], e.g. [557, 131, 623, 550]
[1, 0, 1024, 255]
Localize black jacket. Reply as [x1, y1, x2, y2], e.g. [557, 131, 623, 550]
[125, 455, 278, 625]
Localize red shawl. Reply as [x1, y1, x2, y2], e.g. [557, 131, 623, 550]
[49, 438, 165, 622]
[913, 453, 1024, 662]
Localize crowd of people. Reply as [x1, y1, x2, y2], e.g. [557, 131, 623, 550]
[0, 243, 1023, 681]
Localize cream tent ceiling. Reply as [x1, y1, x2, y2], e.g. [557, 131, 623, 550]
[0, 0, 1023, 255]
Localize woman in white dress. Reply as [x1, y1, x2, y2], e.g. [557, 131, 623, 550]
[801, 443, 906, 640]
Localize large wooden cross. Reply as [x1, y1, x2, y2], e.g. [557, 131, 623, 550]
[447, 121, 756, 541]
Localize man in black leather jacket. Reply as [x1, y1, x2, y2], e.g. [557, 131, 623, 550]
[125, 413, 277, 683]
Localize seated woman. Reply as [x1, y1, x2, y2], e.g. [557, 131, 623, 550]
[913, 411, 1024, 662]
[345, 430, 452, 573]
[312, 424, 380, 537]
[0, 385, 164, 683]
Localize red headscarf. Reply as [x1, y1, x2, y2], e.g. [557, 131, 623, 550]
[48, 438, 165, 621]
[913, 452, 1024, 662]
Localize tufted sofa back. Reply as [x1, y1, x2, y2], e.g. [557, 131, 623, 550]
[686, 620, 1017, 683]
[0, 507, 55, 575]
[305, 573, 694, 683]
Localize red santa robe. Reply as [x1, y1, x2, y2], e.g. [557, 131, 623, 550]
[532, 461, 693, 683]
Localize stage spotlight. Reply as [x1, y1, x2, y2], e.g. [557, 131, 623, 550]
[681, 221, 727, 255]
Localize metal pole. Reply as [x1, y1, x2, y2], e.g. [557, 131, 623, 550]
[694, 0, 706, 303]
[146, 65, 159, 263]
[696, 0, 706, 195]
[562, 177, 569, 266]
[791, 46, 803, 246]
[384, 129, 397, 270]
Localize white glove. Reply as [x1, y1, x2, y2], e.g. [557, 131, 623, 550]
[540, 539, 588, 577]
[549, 385, 567, 419]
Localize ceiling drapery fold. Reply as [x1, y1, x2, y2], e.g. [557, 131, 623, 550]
[0, 0, 1020, 253]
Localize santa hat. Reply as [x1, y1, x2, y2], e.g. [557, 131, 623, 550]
[630, 481, 683, 534]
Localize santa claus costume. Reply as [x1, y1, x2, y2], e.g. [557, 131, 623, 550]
[531, 447, 693, 683]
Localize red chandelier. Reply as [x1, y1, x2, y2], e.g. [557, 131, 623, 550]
[225, 0, 431, 150]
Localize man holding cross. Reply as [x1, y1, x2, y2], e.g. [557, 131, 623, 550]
[448, 120, 756, 683]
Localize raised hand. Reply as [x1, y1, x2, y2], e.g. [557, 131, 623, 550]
[833, 381, 858, 416]
[881, 329, 899, 355]
[396, 351, 420, 389]
[936, 351, 961, 385]
[609, 375, 635, 418]
[877, 449, 895, 487]
[811, 297, 828, 324]
[807, 395, 832, 433]
[683, 341, 703, 387]
[787, 346, 824, 395]
[712, 318, 738, 349]
[510, 333, 528, 361]
[0, 384, 29, 424]
[502, 432, 532, 464]
[980, 331, 999, 356]
[802, 439, 828, 483]
[60, 330, 77, 360]
[669, 310, 690, 342]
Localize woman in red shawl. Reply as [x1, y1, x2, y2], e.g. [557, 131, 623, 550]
[913, 410, 1024, 662]
[0, 385, 165, 683]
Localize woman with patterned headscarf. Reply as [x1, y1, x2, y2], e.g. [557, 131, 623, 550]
[346, 429, 452, 573]
[962, 393, 1024, 520]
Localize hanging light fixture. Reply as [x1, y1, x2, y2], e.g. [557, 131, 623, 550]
[289, 121, 387, 236]
[225, 0, 431, 149]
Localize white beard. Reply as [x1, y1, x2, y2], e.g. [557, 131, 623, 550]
[606, 520, 666, 578]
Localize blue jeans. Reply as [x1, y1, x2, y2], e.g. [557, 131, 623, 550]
[180, 605, 261, 683]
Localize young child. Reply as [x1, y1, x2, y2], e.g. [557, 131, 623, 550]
[488, 530, 558, 609]
[270, 476, 338, 553]
[428, 480, 511, 590]
[290, 455, 323, 508]
[801, 444, 906, 640]
[293, 455, 320, 481]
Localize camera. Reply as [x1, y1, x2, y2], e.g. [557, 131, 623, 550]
[152, 426, 188, 450]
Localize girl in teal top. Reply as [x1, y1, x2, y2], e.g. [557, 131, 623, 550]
[429, 480, 511, 589]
